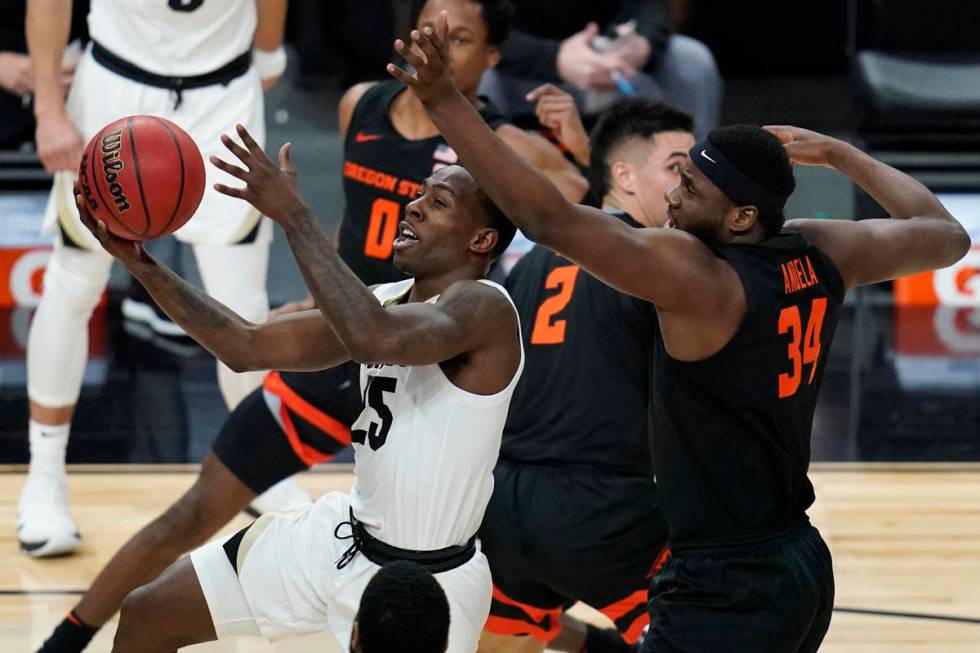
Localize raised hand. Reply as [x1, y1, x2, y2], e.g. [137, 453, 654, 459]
[74, 182, 150, 270]
[211, 124, 306, 224]
[527, 83, 590, 167]
[386, 11, 457, 105]
[764, 125, 847, 169]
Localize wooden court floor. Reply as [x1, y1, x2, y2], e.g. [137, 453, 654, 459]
[2, 464, 979, 652]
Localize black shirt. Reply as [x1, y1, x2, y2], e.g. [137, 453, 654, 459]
[502, 210, 656, 476]
[498, 0, 671, 81]
[336, 80, 508, 285]
[651, 231, 844, 545]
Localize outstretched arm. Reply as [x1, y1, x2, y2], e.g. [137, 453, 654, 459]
[386, 14, 726, 313]
[75, 191, 348, 373]
[211, 126, 512, 366]
[770, 126, 971, 290]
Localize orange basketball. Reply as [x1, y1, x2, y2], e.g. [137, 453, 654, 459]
[78, 115, 206, 241]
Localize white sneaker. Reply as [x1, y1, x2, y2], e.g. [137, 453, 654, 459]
[17, 472, 82, 557]
[246, 477, 313, 517]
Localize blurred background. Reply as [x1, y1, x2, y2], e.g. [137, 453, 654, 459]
[0, 0, 978, 465]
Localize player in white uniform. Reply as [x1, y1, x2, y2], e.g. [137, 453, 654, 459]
[75, 128, 523, 653]
[19, 0, 304, 559]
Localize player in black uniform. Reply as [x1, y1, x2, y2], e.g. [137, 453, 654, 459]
[33, 2, 585, 652]
[392, 16, 971, 652]
[479, 97, 694, 653]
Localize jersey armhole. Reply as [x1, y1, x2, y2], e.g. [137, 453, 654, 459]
[344, 82, 388, 143]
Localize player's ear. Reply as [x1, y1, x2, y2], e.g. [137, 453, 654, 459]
[470, 227, 498, 256]
[486, 45, 501, 69]
[730, 205, 758, 235]
[612, 160, 636, 195]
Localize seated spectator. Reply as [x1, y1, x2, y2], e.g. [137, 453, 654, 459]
[0, 1, 37, 149]
[480, 0, 720, 137]
[0, 0, 83, 150]
[351, 561, 451, 653]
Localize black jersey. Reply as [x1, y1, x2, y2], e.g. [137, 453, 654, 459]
[337, 80, 509, 285]
[502, 211, 656, 476]
[651, 231, 845, 544]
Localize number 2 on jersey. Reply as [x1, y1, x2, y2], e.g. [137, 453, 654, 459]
[530, 265, 580, 345]
[777, 298, 827, 398]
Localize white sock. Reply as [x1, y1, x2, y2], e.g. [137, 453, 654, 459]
[28, 420, 69, 479]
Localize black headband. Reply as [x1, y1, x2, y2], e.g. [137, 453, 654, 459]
[689, 138, 788, 216]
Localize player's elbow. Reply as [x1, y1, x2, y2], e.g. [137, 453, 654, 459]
[221, 351, 259, 374]
[519, 214, 559, 249]
[221, 328, 266, 373]
[340, 330, 388, 366]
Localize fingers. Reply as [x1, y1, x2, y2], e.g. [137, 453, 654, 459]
[220, 133, 252, 167]
[74, 192, 95, 229]
[410, 29, 439, 70]
[236, 124, 263, 155]
[526, 83, 565, 102]
[387, 62, 416, 86]
[209, 154, 250, 181]
[278, 143, 296, 175]
[213, 182, 248, 200]
[762, 126, 797, 145]
[435, 10, 450, 48]
[395, 38, 425, 71]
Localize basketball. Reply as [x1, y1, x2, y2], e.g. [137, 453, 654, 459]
[77, 115, 206, 241]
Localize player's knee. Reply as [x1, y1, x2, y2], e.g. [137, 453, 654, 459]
[36, 255, 109, 323]
[118, 584, 157, 630]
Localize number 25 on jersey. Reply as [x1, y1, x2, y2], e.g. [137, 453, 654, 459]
[777, 298, 827, 399]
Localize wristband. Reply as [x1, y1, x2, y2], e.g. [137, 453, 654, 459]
[253, 46, 287, 80]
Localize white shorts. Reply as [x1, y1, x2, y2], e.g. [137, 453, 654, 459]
[47, 43, 267, 247]
[190, 492, 492, 653]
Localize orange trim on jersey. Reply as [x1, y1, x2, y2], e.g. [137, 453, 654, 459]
[276, 402, 333, 467]
[487, 585, 563, 641]
[491, 585, 561, 623]
[484, 614, 561, 641]
[622, 612, 650, 644]
[66, 611, 82, 626]
[649, 545, 671, 577]
[263, 371, 352, 447]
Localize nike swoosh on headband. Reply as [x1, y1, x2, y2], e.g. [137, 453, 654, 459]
[700, 149, 716, 164]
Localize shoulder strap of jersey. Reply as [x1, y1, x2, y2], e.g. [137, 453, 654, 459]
[346, 80, 405, 143]
[373, 278, 416, 306]
[476, 96, 510, 131]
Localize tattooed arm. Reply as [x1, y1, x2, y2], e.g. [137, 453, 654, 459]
[211, 126, 514, 368]
[75, 191, 350, 373]
[286, 210, 509, 366]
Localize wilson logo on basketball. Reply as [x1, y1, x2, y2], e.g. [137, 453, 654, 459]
[100, 130, 132, 213]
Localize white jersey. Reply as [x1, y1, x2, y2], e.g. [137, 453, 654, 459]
[349, 278, 524, 551]
[88, 0, 256, 76]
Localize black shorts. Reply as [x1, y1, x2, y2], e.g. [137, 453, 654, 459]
[642, 522, 834, 653]
[479, 460, 668, 643]
[212, 364, 362, 494]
